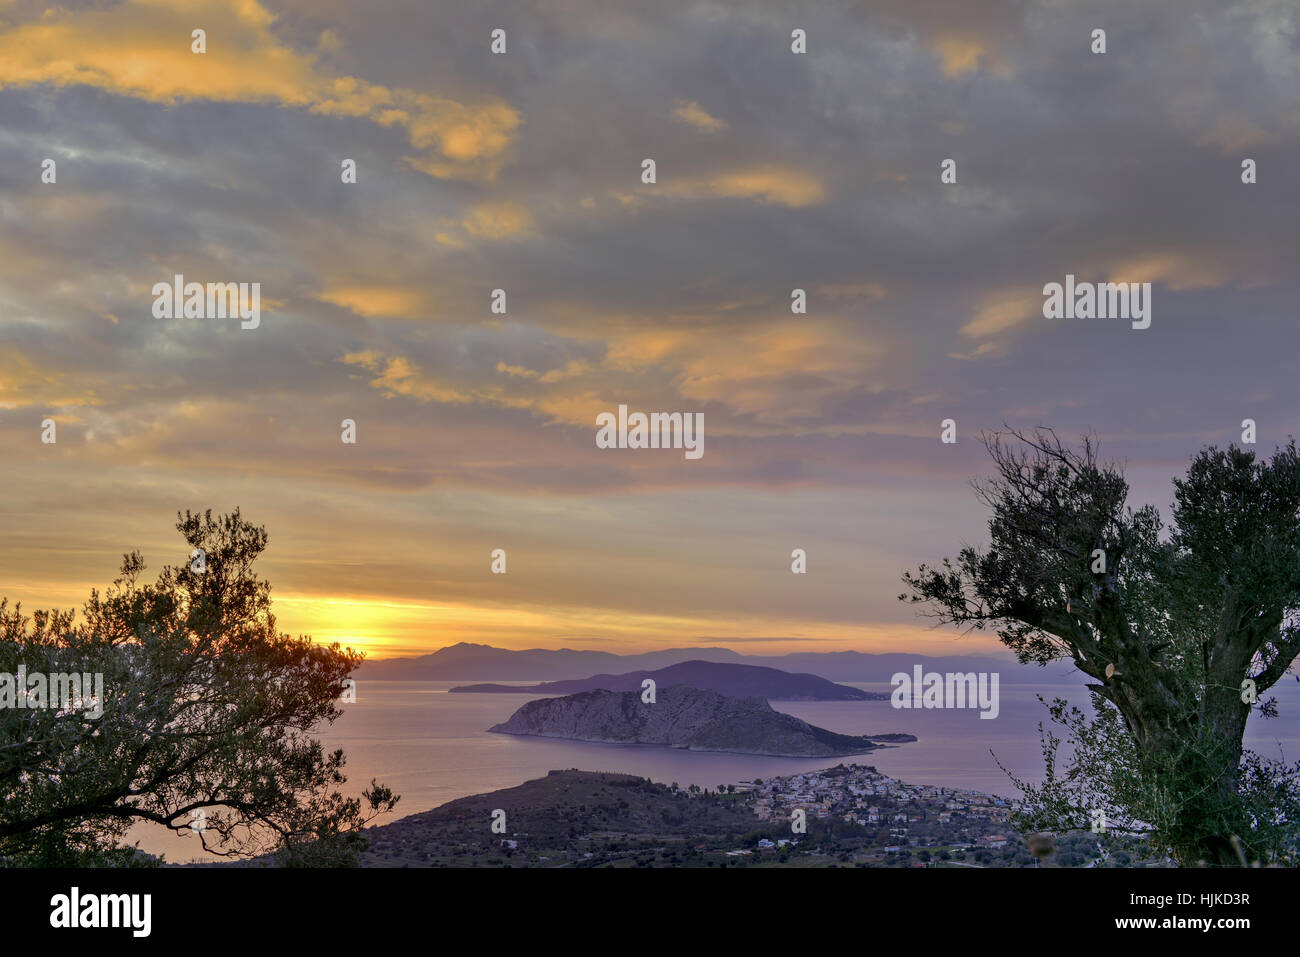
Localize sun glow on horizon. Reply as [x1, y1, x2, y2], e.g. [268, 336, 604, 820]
[269, 594, 1001, 660]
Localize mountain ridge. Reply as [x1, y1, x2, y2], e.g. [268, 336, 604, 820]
[357, 640, 1078, 684]
[450, 659, 887, 700]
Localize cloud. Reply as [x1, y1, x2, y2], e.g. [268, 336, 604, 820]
[871, 0, 1024, 77]
[601, 165, 826, 211]
[457, 201, 538, 240]
[671, 98, 727, 133]
[675, 164, 825, 207]
[0, 349, 103, 410]
[959, 288, 1043, 339]
[342, 353, 478, 405]
[929, 35, 1012, 77]
[0, 0, 519, 180]
[5, 0, 1300, 656]
[320, 285, 431, 318]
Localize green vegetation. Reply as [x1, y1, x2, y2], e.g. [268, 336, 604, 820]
[903, 429, 1300, 865]
[0, 509, 397, 866]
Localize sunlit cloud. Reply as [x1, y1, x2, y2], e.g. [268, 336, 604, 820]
[456, 201, 538, 240]
[669, 164, 826, 207]
[2, 0, 1298, 659]
[0, 0, 519, 181]
[672, 98, 727, 134]
[321, 285, 431, 318]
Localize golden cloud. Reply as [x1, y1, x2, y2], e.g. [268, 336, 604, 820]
[959, 288, 1042, 339]
[605, 164, 826, 211]
[345, 351, 604, 423]
[459, 201, 538, 240]
[1104, 253, 1231, 291]
[695, 165, 826, 206]
[342, 353, 473, 405]
[320, 284, 431, 318]
[0, 350, 103, 410]
[672, 98, 727, 134]
[0, 0, 518, 180]
[930, 34, 1013, 77]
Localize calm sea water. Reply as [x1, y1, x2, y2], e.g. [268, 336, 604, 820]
[133, 678, 1300, 863]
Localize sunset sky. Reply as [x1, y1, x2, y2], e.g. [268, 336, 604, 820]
[1, 0, 1298, 659]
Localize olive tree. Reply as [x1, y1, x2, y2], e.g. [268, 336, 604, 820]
[0, 509, 397, 865]
[902, 429, 1300, 865]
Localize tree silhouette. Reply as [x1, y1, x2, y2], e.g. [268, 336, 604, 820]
[0, 509, 397, 865]
[902, 428, 1300, 865]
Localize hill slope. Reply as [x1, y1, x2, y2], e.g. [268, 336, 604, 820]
[358, 769, 758, 867]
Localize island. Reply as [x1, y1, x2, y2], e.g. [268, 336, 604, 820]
[452, 659, 887, 701]
[488, 685, 915, 757]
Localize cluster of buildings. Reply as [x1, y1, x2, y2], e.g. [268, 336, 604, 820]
[740, 763, 1018, 851]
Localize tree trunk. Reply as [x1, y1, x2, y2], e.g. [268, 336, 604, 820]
[1112, 662, 1252, 866]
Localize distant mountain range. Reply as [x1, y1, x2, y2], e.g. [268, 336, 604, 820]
[357, 641, 1082, 684]
[489, 685, 917, 757]
[450, 660, 886, 700]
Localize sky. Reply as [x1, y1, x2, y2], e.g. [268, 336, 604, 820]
[1, 0, 1298, 659]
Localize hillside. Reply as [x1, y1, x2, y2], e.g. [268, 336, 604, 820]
[359, 769, 758, 867]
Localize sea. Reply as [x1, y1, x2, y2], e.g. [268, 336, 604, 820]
[130, 677, 1300, 863]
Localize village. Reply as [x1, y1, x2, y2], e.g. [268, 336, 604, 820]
[731, 763, 1026, 864]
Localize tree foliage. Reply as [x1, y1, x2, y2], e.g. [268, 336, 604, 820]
[0, 509, 397, 866]
[902, 428, 1300, 865]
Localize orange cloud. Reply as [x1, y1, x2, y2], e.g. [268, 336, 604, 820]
[697, 165, 826, 206]
[1104, 253, 1233, 291]
[343, 353, 476, 405]
[320, 285, 431, 318]
[458, 201, 538, 240]
[343, 351, 613, 427]
[959, 288, 1043, 339]
[931, 34, 1013, 77]
[606, 320, 883, 428]
[0, 350, 103, 410]
[496, 360, 590, 383]
[672, 98, 727, 134]
[607, 164, 826, 210]
[0, 0, 519, 180]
